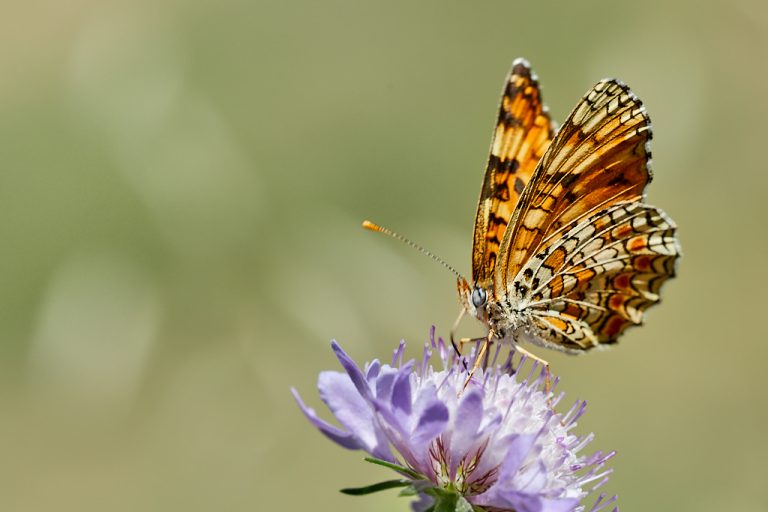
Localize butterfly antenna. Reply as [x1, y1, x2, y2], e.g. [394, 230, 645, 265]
[362, 220, 466, 281]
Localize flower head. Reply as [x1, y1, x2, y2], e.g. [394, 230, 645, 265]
[292, 328, 618, 512]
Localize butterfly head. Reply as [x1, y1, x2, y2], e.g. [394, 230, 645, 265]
[457, 277, 490, 323]
[471, 286, 487, 308]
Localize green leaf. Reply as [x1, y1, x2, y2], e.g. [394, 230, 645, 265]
[455, 496, 473, 512]
[340, 479, 411, 495]
[424, 486, 456, 499]
[420, 486, 479, 512]
[363, 457, 423, 480]
[432, 493, 458, 512]
[349, 459, 478, 511]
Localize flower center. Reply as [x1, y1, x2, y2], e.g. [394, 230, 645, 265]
[428, 436, 498, 496]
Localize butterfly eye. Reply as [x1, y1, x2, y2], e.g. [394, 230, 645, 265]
[471, 287, 487, 308]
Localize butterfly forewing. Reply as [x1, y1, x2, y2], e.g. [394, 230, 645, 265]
[495, 79, 653, 295]
[472, 59, 555, 291]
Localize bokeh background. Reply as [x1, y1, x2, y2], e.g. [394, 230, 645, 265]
[1, 0, 766, 510]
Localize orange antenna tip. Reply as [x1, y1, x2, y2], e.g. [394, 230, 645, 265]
[360, 219, 465, 281]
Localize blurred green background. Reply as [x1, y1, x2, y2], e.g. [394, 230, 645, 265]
[1, 0, 766, 510]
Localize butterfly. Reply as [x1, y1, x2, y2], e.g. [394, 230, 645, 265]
[365, 58, 680, 378]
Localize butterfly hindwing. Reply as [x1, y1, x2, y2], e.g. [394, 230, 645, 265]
[496, 79, 653, 295]
[514, 202, 679, 351]
[472, 59, 555, 290]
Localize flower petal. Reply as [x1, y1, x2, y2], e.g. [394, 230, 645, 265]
[391, 366, 413, 417]
[375, 366, 398, 401]
[475, 490, 581, 512]
[515, 460, 549, 493]
[448, 390, 483, 463]
[472, 433, 539, 505]
[331, 340, 373, 402]
[497, 432, 540, 481]
[318, 371, 392, 460]
[411, 401, 449, 446]
[392, 339, 406, 366]
[291, 387, 361, 450]
[410, 492, 434, 512]
[365, 359, 381, 380]
[380, 380, 444, 474]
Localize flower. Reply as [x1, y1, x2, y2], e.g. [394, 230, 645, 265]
[292, 328, 618, 512]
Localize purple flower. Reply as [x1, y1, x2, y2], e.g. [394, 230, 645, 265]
[292, 328, 618, 512]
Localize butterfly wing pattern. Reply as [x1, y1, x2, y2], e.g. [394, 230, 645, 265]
[467, 66, 679, 354]
[512, 202, 678, 351]
[471, 59, 555, 292]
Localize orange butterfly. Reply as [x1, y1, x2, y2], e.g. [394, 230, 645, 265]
[365, 58, 680, 380]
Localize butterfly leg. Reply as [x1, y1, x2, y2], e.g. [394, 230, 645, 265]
[449, 308, 476, 371]
[512, 344, 552, 394]
[450, 308, 488, 355]
[453, 335, 490, 380]
[458, 336, 488, 347]
[449, 308, 466, 356]
[461, 331, 495, 392]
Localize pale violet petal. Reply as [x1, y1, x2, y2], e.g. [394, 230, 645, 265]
[472, 433, 539, 504]
[447, 390, 483, 463]
[317, 371, 391, 459]
[374, 366, 398, 401]
[411, 401, 449, 446]
[391, 367, 413, 417]
[291, 387, 361, 450]
[473, 490, 580, 512]
[365, 359, 381, 380]
[331, 340, 373, 402]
